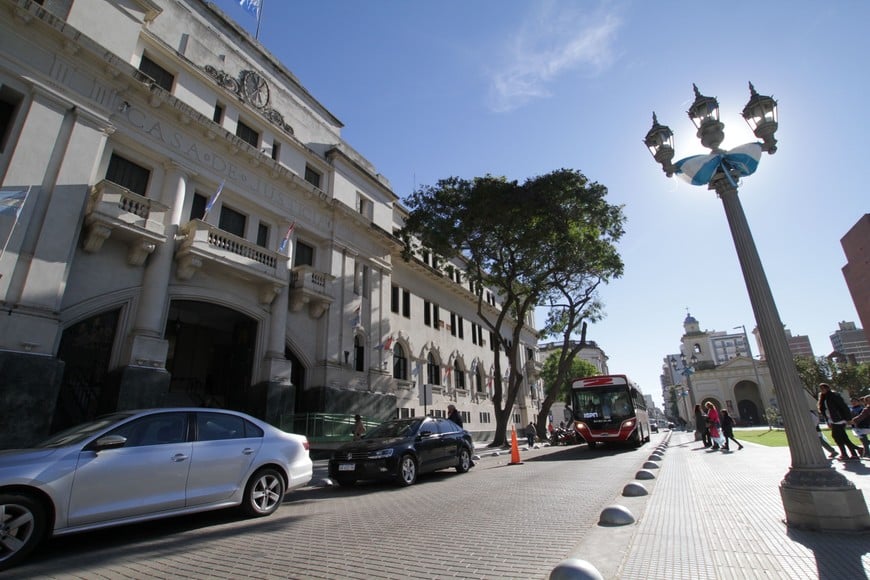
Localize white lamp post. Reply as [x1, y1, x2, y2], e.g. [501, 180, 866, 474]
[646, 84, 869, 531]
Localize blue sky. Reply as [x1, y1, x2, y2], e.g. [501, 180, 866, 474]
[211, 0, 868, 406]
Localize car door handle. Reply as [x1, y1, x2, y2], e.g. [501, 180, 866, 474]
[171, 453, 189, 462]
[242, 448, 255, 455]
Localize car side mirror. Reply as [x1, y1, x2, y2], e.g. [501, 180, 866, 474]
[418, 429, 433, 438]
[89, 434, 127, 452]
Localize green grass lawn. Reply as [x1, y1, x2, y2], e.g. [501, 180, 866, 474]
[734, 427, 865, 449]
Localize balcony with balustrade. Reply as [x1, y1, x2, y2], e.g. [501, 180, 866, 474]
[82, 179, 169, 266]
[289, 265, 334, 318]
[174, 219, 289, 304]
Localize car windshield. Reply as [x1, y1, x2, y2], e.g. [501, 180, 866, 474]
[35, 412, 136, 448]
[364, 418, 422, 439]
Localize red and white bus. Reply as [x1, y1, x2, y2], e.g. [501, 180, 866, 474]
[567, 374, 651, 448]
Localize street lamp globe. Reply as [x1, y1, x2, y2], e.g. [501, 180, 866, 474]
[742, 82, 779, 153]
[644, 113, 676, 177]
[687, 84, 724, 150]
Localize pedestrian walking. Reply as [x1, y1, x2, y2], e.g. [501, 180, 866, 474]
[694, 403, 710, 447]
[720, 408, 743, 451]
[705, 402, 725, 450]
[525, 421, 537, 447]
[811, 410, 838, 459]
[353, 414, 366, 440]
[447, 404, 463, 427]
[818, 383, 862, 461]
[848, 395, 870, 458]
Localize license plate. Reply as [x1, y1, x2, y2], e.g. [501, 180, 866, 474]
[338, 463, 355, 471]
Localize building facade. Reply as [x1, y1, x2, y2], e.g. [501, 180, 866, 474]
[0, 0, 539, 447]
[660, 314, 779, 426]
[841, 214, 870, 344]
[829, 321, 870, 365]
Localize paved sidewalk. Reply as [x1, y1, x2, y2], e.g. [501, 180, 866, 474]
[565, 430, 870, 580]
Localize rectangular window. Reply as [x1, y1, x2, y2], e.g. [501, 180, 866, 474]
[257, 223, 268, 247]
[106, 153, 150, 196]
[139, 54, 174, 92]
[402, 289, 411, 318]
[236, 119, 259, 147]
[0, 86, 24, 155]
[353, 263, 370, 297]
[190, 193, 207, 220]
[294, 240, 314, 267]
[218, 205, 246, 238]
[424, 300, 432, 327]
[391, 285, 400, 314]
[271, 141, 281, 161]
[450, 313, 457, 337]
[457, 316, 464, 339]
[304, 165, 321, 188]
[357, 194, 372, 219]
[471, 323, 478, 346]
[213, 102, 224, 124]
[433, 304, 440, 328]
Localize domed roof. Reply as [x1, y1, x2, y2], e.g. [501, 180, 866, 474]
[684, 313, 697, 324]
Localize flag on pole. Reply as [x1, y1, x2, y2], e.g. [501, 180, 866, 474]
[239, 0, 261, 17]
[203, 180, 224, 218]
[278, 221, 295, 253]
[0, 190, 27, 216]
[382, 336, 393, 351]
[350, 306, 361, 327]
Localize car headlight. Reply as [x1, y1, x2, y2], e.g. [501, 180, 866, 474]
[368, 448, 394, 459]
[624, 419, 635, 428]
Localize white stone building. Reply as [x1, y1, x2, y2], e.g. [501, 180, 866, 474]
[0, 0, 539, 447]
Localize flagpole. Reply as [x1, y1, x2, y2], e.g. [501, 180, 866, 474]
[0, 188, 29, 274]
[255, 0, 264, 40]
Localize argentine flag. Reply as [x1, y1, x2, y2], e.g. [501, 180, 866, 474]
[674, 143, 763, 187]
[239, 0, 261, 18]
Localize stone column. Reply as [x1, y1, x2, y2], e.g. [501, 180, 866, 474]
[125, 162, 192, 367]
[713, 173, 869, 530]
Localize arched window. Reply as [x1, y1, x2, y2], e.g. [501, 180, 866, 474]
[427, 353, 440, 385]
[393, 343, 408, 380]
[693, 343, 702, 354]
[454, 360, 465, 390]
[354, 335, 365, 372]
[474, 368, 484, 393]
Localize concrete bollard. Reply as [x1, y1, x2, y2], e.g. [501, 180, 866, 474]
[549, 558, 605, 580]
[635, 469, 656, 480]
[599, 504, 635, 525]
[642, 461, 660, 469]
[622, 481, 649, 496]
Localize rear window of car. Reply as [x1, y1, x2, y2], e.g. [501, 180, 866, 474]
[196, 412, 264, 441]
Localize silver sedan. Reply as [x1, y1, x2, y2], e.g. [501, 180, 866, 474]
[0, 408, 312, 571]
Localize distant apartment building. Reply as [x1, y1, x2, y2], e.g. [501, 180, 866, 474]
[841, 214, 870, 344]
[753, 327, 814, 360]
[829, 321, 870, 364]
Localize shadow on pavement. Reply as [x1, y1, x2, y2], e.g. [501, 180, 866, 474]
[789, 527, 870, 580]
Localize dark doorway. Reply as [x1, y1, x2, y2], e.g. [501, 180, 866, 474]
[53, 308, 120, 432]
[737, 400, 761, 426]
[285, 346, 306, 411]
[165, 300, 257, 413]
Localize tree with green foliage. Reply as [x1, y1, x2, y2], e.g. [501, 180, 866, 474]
[794, 356, 870, 401]
[400, 169, 625, 446]
[538, 354, 598, 433]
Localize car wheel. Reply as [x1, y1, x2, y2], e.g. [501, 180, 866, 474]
[396, 454, 417, 486]
[335, 475, 357, 487]
[0, 493, 47, 571]
[241, 468, 285, 517]
[456, 447, 471, 473]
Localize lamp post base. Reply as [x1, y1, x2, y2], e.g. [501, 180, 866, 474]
[780, 467, 870, 531]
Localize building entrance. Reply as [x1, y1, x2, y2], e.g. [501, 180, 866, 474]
[165, 300, 257, 412]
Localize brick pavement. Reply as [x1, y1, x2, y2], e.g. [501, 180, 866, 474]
[565, 430, 870, 580]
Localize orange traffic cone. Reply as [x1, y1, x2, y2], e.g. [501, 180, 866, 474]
[508, 425, 523, 465]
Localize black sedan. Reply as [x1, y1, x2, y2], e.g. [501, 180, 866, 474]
[328, 417, 474, 487]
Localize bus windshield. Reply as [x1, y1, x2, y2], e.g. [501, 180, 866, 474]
[572, 386, 635, 422]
